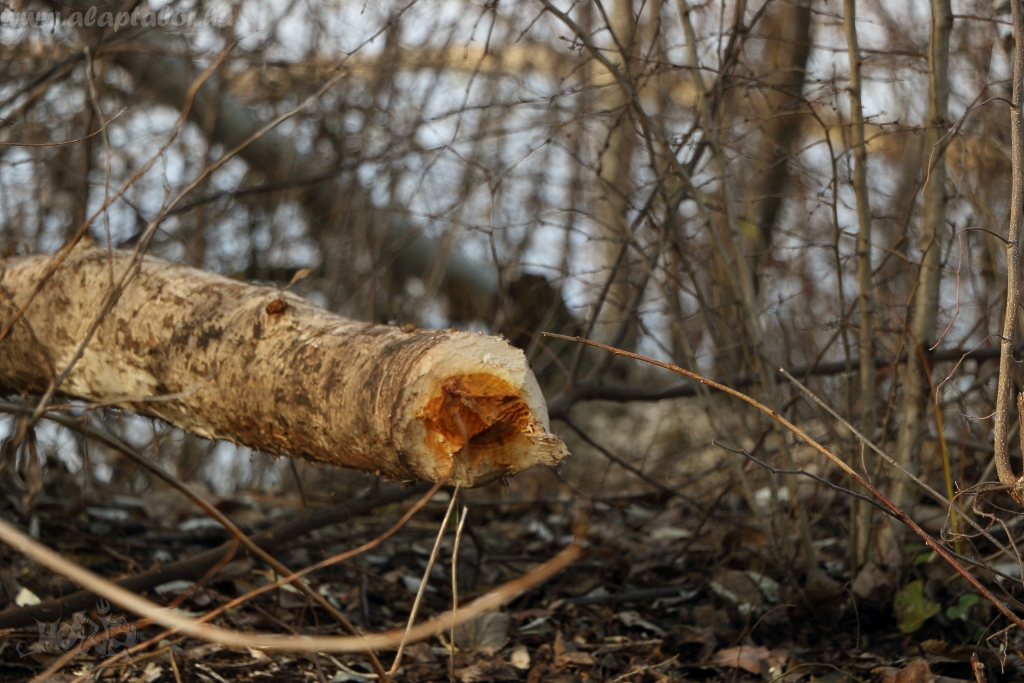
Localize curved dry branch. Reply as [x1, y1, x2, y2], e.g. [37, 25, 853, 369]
[0, 513, 582, 652]
[0, 477, 430, 629]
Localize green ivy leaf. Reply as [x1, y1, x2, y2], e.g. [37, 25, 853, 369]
[912, 551, 934, 566]
[946, 593, 979, 620]
[894, 580, 941, 633]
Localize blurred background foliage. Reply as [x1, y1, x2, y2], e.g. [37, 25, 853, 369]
[0, 0, 1021, 576]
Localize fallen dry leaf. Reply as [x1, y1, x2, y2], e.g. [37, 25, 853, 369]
[894, 658, 932, 683]
[510, 644, 530, 670]
[454, 611, 510, 655]
[455, 662, 490, 683]
[403, 641, 437, 664]
[872, 665, 900, 683]
[712, 645, 770, 674]
[852, 563, 894, 602]
[557, 651, 596, 667]
[554, 631, 596, 668]
[455, 656, 520, 682]
[616, 610, 666, 635]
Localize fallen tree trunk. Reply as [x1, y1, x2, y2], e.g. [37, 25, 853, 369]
[0, 244, 567, 486]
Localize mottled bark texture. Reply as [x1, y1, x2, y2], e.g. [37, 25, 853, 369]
[0, 245, 567, 487]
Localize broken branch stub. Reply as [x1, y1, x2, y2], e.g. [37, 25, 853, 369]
[0, 245, 568, 486]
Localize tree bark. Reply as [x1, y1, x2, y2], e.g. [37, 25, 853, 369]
[744, 0, 812, 270]
[994, 0, 1024, 505]
[591, 0, 640, 347]
[891, 0, 952, 511]
[844, 0, 877, 569]
[0, 244, 567, 487]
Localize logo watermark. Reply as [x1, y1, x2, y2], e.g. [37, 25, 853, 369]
[17, 599, 139, 658]
[0, 6, 233, 30]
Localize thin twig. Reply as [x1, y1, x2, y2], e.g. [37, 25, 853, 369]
[717, 441, 1023, 585]
[0, 108, 126, 147]
[0, 43, 235, 348]
[391, 487, 458, 675]
[713, 441, 893, 516]
[76, 484, 442, 682]
[561, 417, 704, 512]
[544, 333, 1024, 629]
[450, 505, 469, 680]
[774, 371, 1020, 566]
[0, 399, 397, 681]
[547, 343, 1018, 416]
[51, 412, 391, 677]
[0, 502, 582, 653]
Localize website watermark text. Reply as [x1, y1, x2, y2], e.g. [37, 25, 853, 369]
[1, 6, 233, 30]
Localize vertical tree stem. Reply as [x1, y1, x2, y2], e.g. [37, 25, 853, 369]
[891, 0, 952, 512]
[677, 0, 818, 579]
[844, 0, 877, 568]
[994, 0, 1024, 502]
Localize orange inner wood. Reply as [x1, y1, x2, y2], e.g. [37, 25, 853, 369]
[419, 373, 535, 473]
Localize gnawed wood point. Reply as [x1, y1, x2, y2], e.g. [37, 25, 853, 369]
[0, 243, 568, 486]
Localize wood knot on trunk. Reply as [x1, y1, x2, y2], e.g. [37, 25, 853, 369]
[266, 299, 289, 315]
